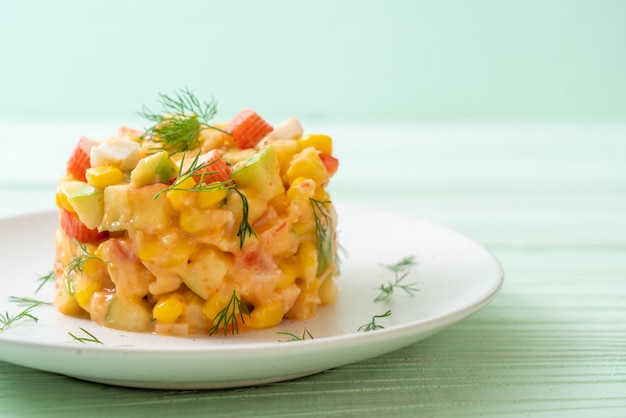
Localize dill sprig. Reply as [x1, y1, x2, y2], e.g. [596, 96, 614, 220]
[232, 188, 256, 249]
[208, 290, 250, 336]
[153, 151, 255, 248]
[8, 296, 53, 306]
[0, 305, 39, 332]
[309, 198, 334, 275]
[66, 240, 107, 275]
[374, 255, 418, 302]
[358, 310, 391, 332]
[277, 327, 315, 342]
[140, 88, 230, 155]
[35, 270, 55, 294]
[68, 327, 103, 344]
[154, 150, 233, 199]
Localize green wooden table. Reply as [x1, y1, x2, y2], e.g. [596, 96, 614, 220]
[0, 121, 624, 417]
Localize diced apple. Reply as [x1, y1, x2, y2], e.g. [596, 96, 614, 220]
[181, 247, 233, 299]
[231, 145, 284, 201]
[101, 184, 132, 232]
[128, 184, 171, 230]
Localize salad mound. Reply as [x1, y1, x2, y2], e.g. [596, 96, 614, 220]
[54, 92, 339, 336]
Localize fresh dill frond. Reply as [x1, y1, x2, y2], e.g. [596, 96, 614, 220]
[358, 310, 391, 332]
[0, 305, 39, 332]
[140, 87, 230, 155]
[153, 150, 233, 199]
[35, 270, 55, 294]
[8, 296, 53, 306]
[309, 198, 334, 275]
[374, 255, 418, 302]
[277, 327, 315, 342]
[68, 327, 103, 344]
[232, 188, 256, 249]
[153, 151, 255, 248]
[66, 240, 107, 275]
[208, 290, 250, 336]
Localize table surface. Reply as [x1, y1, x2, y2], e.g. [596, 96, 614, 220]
[0, 120, 624, 417]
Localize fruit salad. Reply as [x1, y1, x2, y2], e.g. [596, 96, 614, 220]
[54, 91, 340, 336]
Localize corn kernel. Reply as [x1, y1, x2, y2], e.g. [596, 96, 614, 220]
[75, 280, 98, 308]
[198, 188, 228, 208]
[287, 177, 315, 200]
[179, 208, 211, 233]
[286, 147, 328, 186]
[277, 262, 297, 288]
[318, 277, 337, 305]
[202, 292, 226, 322]
[299, 134, 333, 155]
[248, 299, 283, 329]
[86, 166, 125, 188]
[295, 241, 318, 283]
[56, 192, 75, 212]
[137, 236, 160, 263]
[153, 294, 185, 324]
[166, 177, 198, 211]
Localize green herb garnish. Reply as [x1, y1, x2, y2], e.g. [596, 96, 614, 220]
[140, 87, 230, 155]
[35, 270, 55, 294]
[374, 255, 418, 302]
[68, 327, 103, 344]
[66, 240, 107, 275]
[0, 305, 39, 331]
[277, 327, 315, 342]
[8, 296, 53, 306]
[153, 151, 255, 249]
[309, 198, 334, 275]
[358, 310, 391, 332]
[208, 290, 250, 336]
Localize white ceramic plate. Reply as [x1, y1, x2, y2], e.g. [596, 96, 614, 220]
[0, 205, 503, 390]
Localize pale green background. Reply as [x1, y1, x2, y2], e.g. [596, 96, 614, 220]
[1, 0, 625, 123]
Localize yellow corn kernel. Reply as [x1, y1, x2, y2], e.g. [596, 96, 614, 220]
[82, 257, 106, 276]
[75, 280, 98, 308]
[277, 261, 298, 288]
[272, 139, 303, 176]
[153, 294, 185, 324]
[248, 299, 283, 329]
[286, 177, 315, 200]
[295, 241, 318, 283]
[86, 166, 125, 189]
[269, 193, 290, 215]
[318, 277, 337, 305]
[137, 236, 160, 263]
[56, 192, 75, 212]
[299, 134, 333, 155]
[166, 177, 198, 211]
[198, 188, 228, 208]
[286, 147, 328, 186]
[179, 208, 211, 234]
[202, 291, 228, 322]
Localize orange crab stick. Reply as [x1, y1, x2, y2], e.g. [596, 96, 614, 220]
[60, 208, 108, 243]
[226, 109, 273, 149]
[192, 149, 231, 184]
[66, 136, 98, 182]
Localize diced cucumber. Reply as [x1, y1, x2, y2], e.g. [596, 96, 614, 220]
[104, 295, 152, 332]
[130, 151, 178, 187]
[68, 185, 104, 230]
[231, 145, 284, 201]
